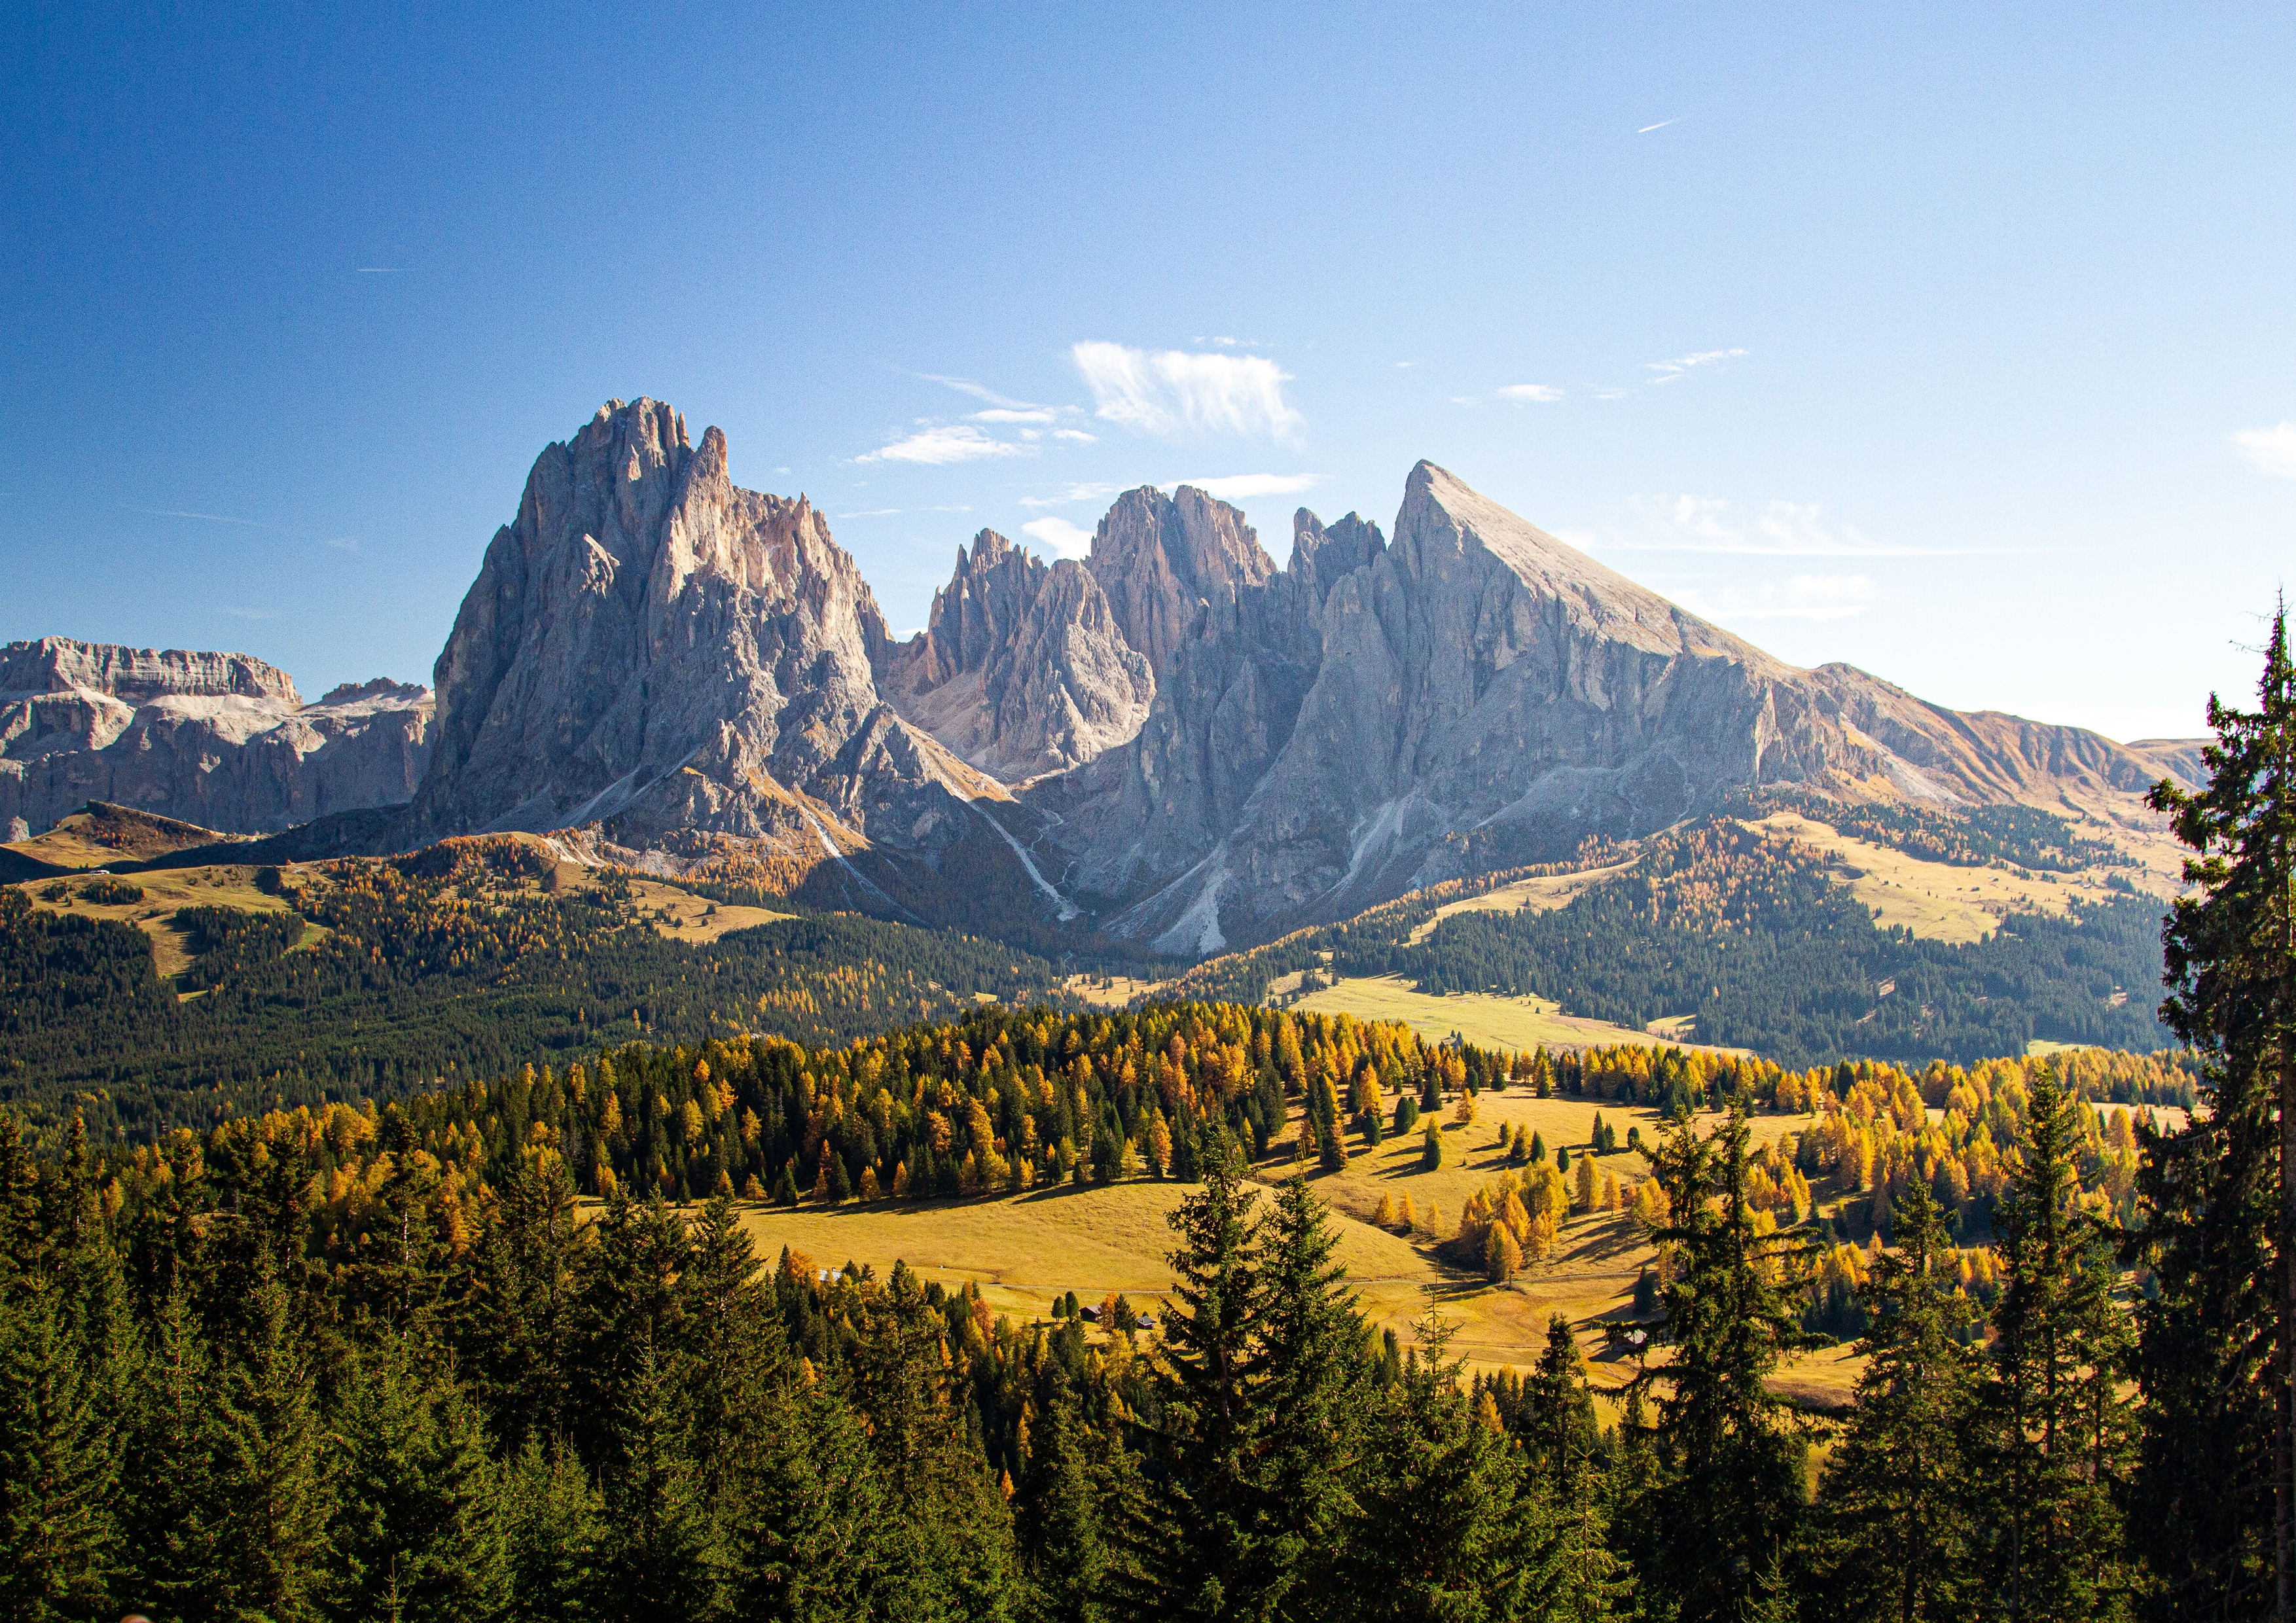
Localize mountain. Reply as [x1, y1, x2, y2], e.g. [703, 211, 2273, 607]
[880, 528, 1153, 779]
[0, 637, 431, 839]
[1039, 461, 2186, 955]
[13, 402, 2200, 967]
[1085, 483, 1278, 677]
[401, 399, 1008, 896]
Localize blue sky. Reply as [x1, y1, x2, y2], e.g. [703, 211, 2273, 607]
[3, 3, 2290, 742]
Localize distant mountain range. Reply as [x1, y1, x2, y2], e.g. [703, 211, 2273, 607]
[4, 397, 2204, 959]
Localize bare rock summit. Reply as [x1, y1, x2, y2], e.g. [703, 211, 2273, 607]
[0, 638, 431, 836]
[882, 529, 1154, 781]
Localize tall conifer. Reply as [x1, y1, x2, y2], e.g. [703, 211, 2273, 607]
[2135, 601, 2296, 1618]
[1637, 1105, 1816, 1622]
[1809, 1179, 1977, 1621]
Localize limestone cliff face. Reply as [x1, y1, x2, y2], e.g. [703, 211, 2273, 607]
[0, 640, 431, 836]
[1085, 485, 1277, 678]
[882, 529, 1154, 780]
[402, 399, 994, 863]
[1044, 462, 2182, 955]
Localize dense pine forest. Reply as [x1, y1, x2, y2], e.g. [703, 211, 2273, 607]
[1, 838, 1077, 1139]
[1172, 816, 2172, 1067]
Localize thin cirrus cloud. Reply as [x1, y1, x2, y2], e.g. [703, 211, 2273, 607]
[857, 423, 1035, 465]
[1497, 383, 1563, 402]
[1605, 494, 1960, 557]
[1020, 516, 1094, 560]
[1020, 482, 1121, 510]
[1166, 473, 1320, 502]
[1675, 573, 1876, 622]
[2234, 421, 2296, 480]
[1645, 348, 1747, 384]
[1071, 341, 1304, 442]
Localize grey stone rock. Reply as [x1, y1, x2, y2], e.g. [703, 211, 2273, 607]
[882, 529, 1154, 781]
[0, 639, 430, 836]
[402, 399, 997, 866]
[1085, 484, 1277, 678]
[1042, 461, 2190, 955]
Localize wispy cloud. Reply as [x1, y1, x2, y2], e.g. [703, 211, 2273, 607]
[2234, 421, 2296, 480]
[912, 373, 1038, 412]
[1052, 428, 1096, 444]
[1169, 473, 1320, 502]
[121, 502, 264, 526]
[858, 425, 1035, 466]
[1604, 494, 1964, 557]
[836, 508, 904, 518]
[323, 536, 359, 552]
[1497, 383, 1563, 402]
[1645, 348, 1748, 383]
[1072, 342, 1304, 442]
[1676, 573, 1874, 622]
[973, 408, 1057, 425]
[1021, 516, 1094, 560]
[355, 266, 405, 274]
[1020, 482, 1122, 509]
[222, 606, 278, 620]
[1637, 118, 1679, 134]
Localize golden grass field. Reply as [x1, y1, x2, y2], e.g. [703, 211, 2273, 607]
[1754, 809, 2171, 944]
[1282, 972, 1748, 1058]
[17, 865, 302, 977]
[724, 1088, 1855, 1408]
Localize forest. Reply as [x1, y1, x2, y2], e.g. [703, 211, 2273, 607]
[0, 838, 1076, 1139]
[1355, 821, 2171, 1066]
[0, 1033, 2227, 1622]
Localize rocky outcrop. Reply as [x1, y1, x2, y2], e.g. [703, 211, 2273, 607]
[1085, 485, 1277, 678]
[0, 639, 431, 836]
[882, 529, 1154, 780]
[1042, 461, 2190, 955]
[401, 399, 1003, 875]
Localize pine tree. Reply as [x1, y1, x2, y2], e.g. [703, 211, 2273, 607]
[503, 1435, 605, 1622]
[1522, 1315, 1633, 1620]
[206, 1262, 333, 1623]
[329, 1334, 512, 1623]
[1980, 1064, 2134, 1620]
[601, 1329, 726, 1622]
[1809, 1179, 1977, 1621]
[0, 1277, 119, 1621]
[1142, 1126, 1273, 1621]
[1340, 1308, 1539, 1616]
[1637, 1105, 1816, 1622]
[118, 1278, 223, 1622]
[1014, 1375, 1146, 1623]
[2134, 601, 2295, 1618]
[1251, 1172, 1364, 1614]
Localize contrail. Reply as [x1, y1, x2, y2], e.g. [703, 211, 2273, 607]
[1637, 118, 1679, 134]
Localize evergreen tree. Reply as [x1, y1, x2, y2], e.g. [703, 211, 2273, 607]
[1522, 1314, 1632, 1620]
[503, 1434, 605, 1623]
[1637, 1106, 1816, 1622]
[2134, 601, 2295, 1618]
[206, 1263, 334, 1623]
[1980, 1064, 2134, 1620]
[0, 1277, 118, 1622]
[1252, 1171, 1365, 1614]
[601, 1329, 726, 1622]
[328, 1335, 512, 1623]
[118, 1279, 225, 1622]
[1143, 1127, 1274, 1622]
[1340, 1309, 1539, 1619]
[1014, 1377, 1146, 1623]
[730, 1368, 893, 1621]
[1809, 1179, 1977, 1621]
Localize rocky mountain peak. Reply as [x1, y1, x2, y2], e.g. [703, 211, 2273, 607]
[401, 399, 971, 866]
[1085, 484, 1276, 677]
[882, 527, 1153, 781]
